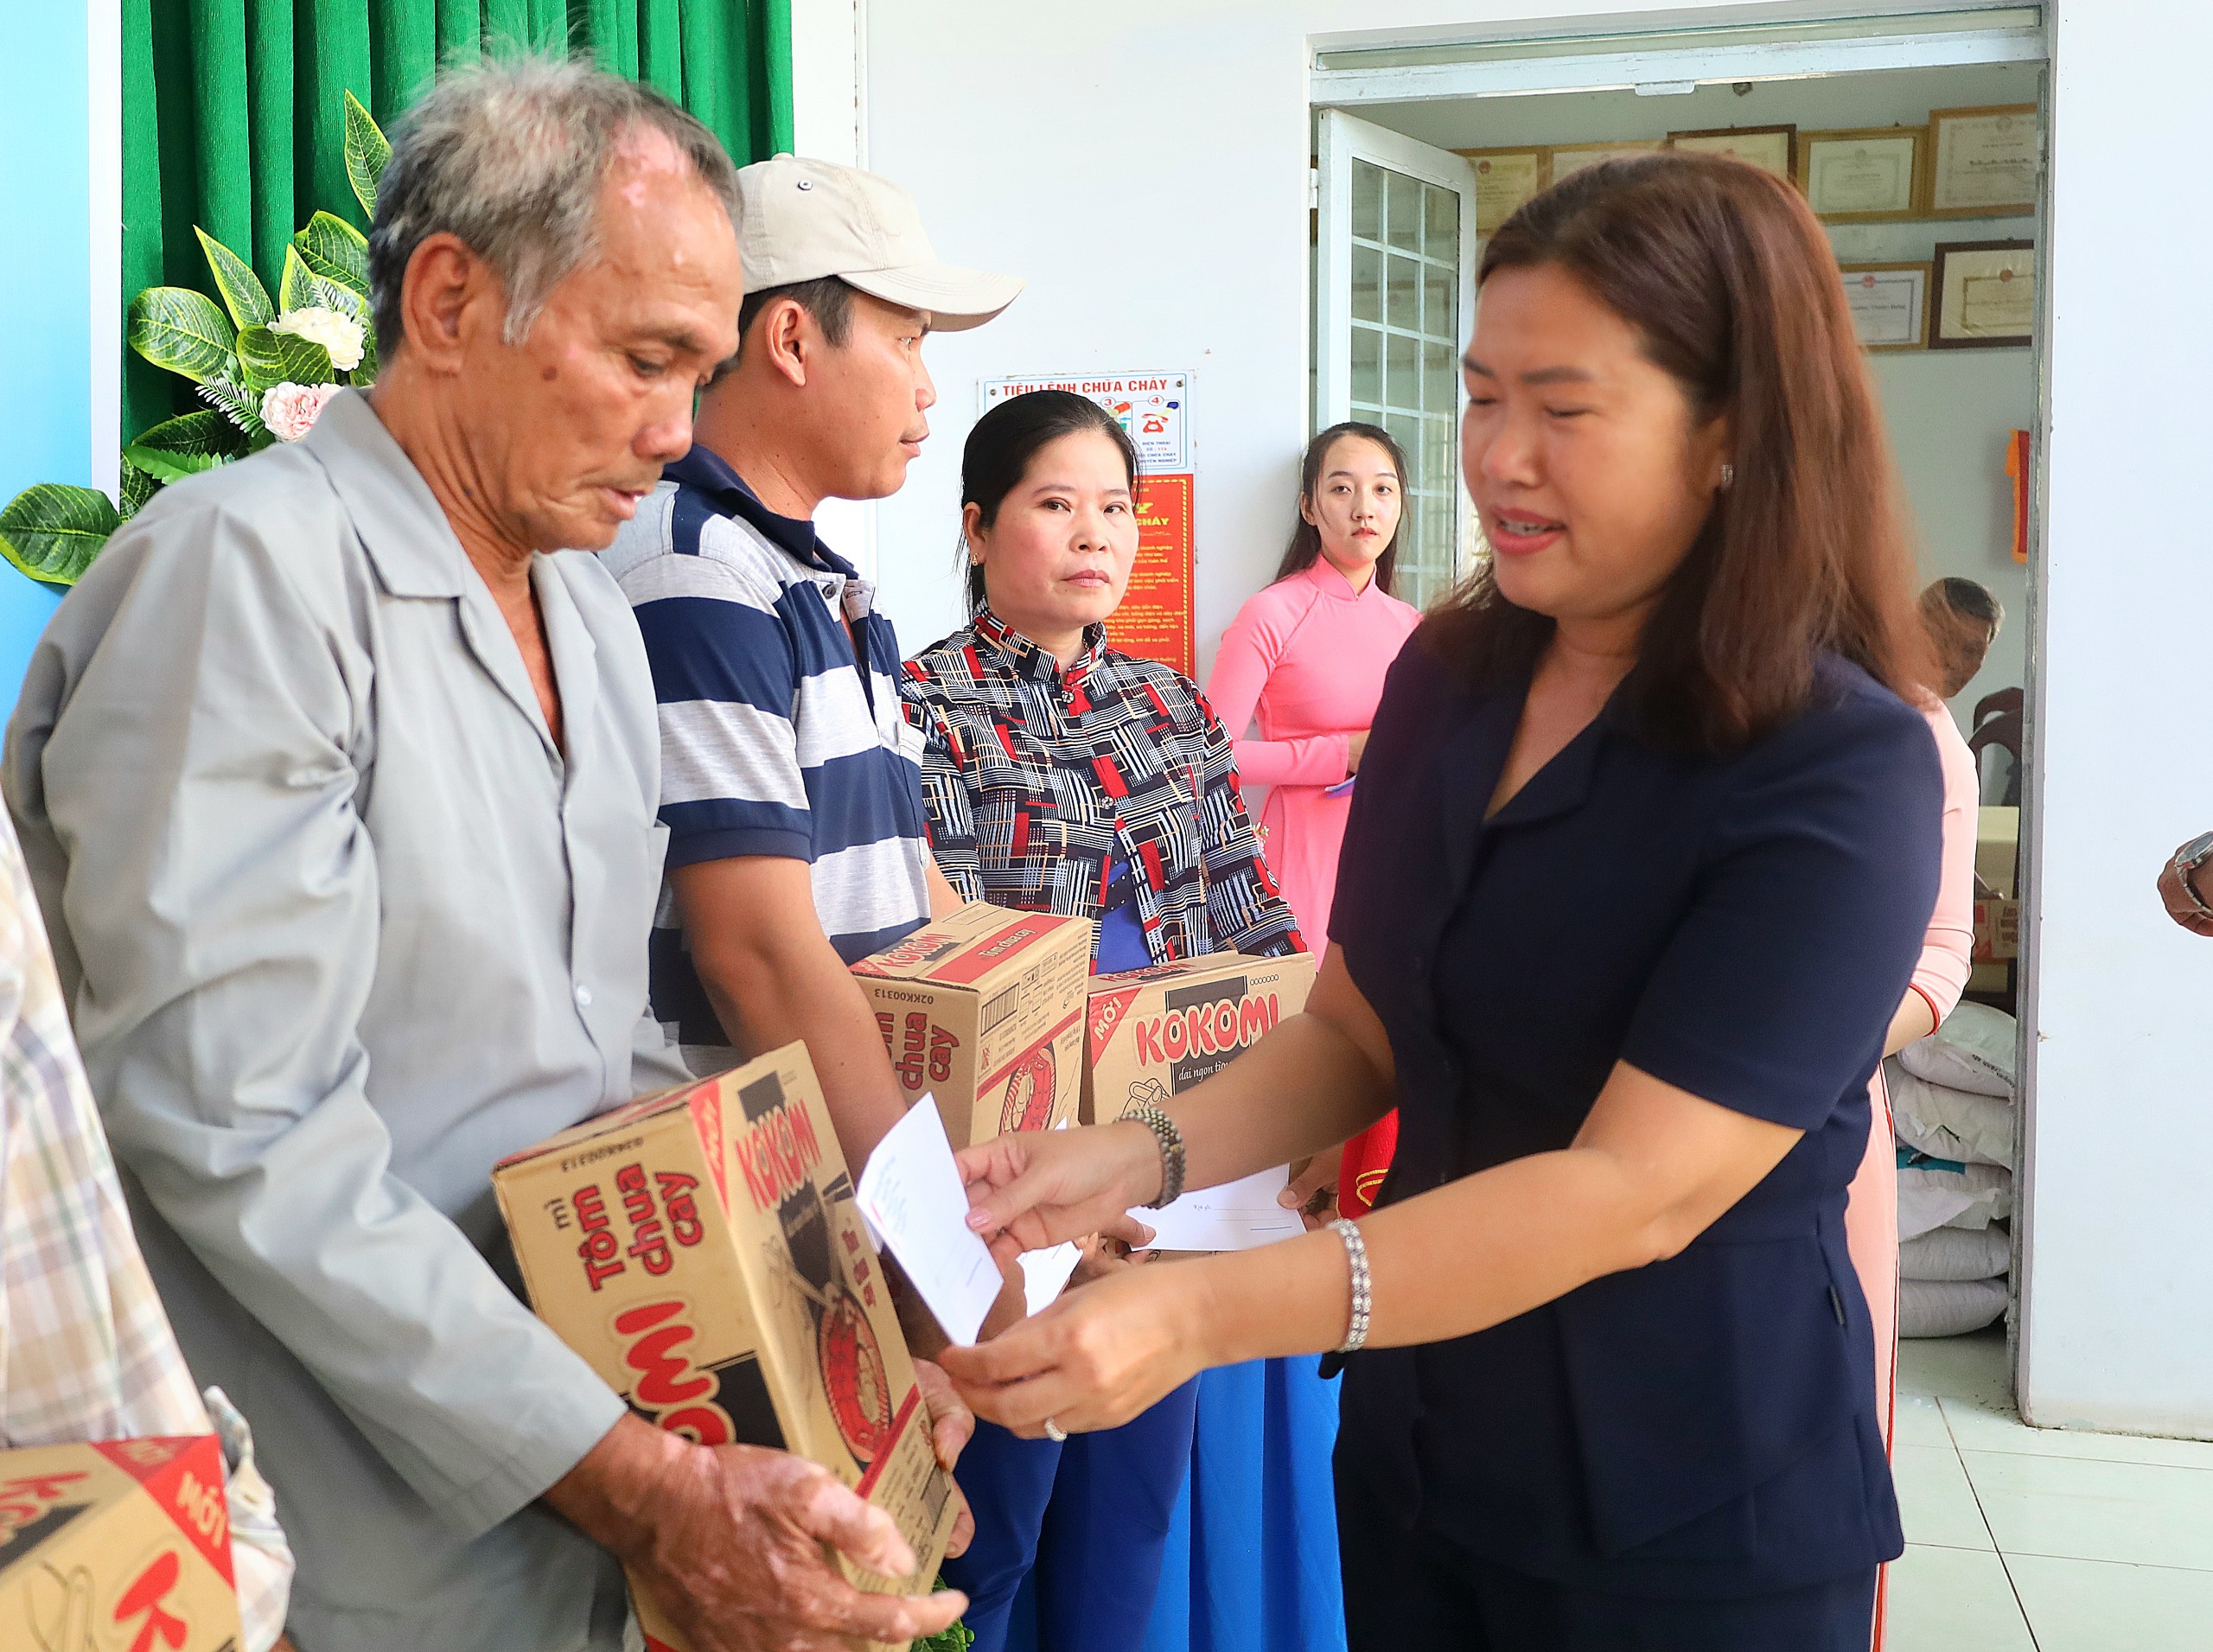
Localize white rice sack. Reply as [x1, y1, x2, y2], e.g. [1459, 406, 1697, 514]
[1898, 1000, 2015, 1099]
[1886, 1059, 2015, 1169]
[1897, 1160, 2012, 1240]
[1900, 1276, 2008, 1338]
[1900, 1225, 2011, 1283]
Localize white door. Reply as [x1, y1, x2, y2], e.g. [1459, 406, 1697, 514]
[1315, 109, 1478, 609]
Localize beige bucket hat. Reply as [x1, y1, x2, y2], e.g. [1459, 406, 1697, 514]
[734, 154, 1024, 331]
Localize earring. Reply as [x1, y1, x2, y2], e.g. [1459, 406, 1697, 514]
[1720, 462, 1735, 492]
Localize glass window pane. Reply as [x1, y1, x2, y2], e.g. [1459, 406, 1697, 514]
[1422, 414, 1455, 494]
[1396, 493, 1424, 567]
[1425, 183, 1459, 253]
[1424, 265, 1455, 342]
[1422, 341, 1457, 415]
[1386, 170, 1420, 252]
[1351, 160, 1383, 243]
[1425, 493, 1455, 558]
[1387, 254, 1420, 332]
[1386, 331, 1418, 410]
[1351, 243, 1382, 325]
[1385, 411, 1422, 471]
[1350, 326, 1382, 408]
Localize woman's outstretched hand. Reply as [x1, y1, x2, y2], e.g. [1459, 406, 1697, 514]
[936, 1260, 1209, 1438]
[955, 1119, 1163, 1255]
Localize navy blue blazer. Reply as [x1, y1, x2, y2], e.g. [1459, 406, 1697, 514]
[1330, 635, 1942, 1599]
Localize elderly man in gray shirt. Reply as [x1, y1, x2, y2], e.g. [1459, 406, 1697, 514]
[3, 61, 968, 1652]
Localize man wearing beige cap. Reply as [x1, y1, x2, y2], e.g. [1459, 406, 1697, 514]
[604, 156, 1020, 1183]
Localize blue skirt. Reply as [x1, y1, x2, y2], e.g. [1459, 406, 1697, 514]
[1140, 1356, 1347, 1652]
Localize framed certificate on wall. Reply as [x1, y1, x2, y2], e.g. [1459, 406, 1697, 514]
[1456, 147, 1548, 234]
[1547, 139, 1661, 184]
[1929, 104, 2041, 218]
[1668, 124, 1796, 179]
[1931, 240, 2036, 348]
[1797, 127, 1924, 222]
[1840, 262, 1931, 352]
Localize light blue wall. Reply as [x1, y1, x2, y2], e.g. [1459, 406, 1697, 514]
[0, 3, 86, 716]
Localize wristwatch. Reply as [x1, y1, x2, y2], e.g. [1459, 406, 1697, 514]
[2172, 831, 2213, 918]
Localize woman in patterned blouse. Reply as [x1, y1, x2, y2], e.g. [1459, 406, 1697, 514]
[902, 391, 1304, 1652]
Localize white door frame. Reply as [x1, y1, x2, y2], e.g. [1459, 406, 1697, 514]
[1313, 111, 1479, 599]
[1309, 7, 2045, 105]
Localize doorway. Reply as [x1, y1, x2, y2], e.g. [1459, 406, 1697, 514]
[1311, 3, 2049, 1352]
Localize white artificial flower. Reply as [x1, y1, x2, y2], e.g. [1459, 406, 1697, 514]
[260, 381, 342, 443]
[271, 305, 366, 373]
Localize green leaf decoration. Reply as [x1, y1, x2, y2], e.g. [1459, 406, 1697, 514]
[303, 271, 368, 328]
[915, 1600, 975, 1652]
[294, 211, 370, 295]
[344, 92, 391, 221]
[123, 410, 247, 482]
[277, 245, 320, 315]
[131, 409, 246, 459]
[197, 378, 269, 439]
[0, 483, 119, 585]
[121, 444, 226, 484]
[237, 324, 334, 392]
[195, 227, 274, 331]
[118, 459, 157, 521]
[126, 287, 239, 385]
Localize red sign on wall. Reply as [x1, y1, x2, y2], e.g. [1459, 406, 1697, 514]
[1113, 472, 1195, 678]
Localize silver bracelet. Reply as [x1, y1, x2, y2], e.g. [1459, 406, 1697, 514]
[1121, 1102, 1186, 1209]
[1329, 1217, 1371, 1353]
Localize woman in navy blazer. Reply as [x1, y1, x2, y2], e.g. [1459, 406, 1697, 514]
[941, 152, 1944, 1649]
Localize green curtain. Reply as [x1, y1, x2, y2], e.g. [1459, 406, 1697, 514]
[120, 0, 794, 443]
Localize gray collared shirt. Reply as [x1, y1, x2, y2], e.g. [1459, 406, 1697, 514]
[3, 390, 682, 1651]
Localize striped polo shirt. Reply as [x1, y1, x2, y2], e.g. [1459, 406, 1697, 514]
[604, 445, 931, 1073]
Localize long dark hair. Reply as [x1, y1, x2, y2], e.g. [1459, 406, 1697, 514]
[1429, 150, 1934, 753]
[959, 391, 1141, 616]
[1275, 422, 1408, 596]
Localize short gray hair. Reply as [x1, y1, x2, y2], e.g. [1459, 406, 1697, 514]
[368, 56, 742, 353]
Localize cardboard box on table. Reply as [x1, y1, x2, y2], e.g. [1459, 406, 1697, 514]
[1971, 805, 2023, 990]
[494, 1043, 958, 1652]
[0, 1433, 242, 1651]
[851, 903, 1091, 1146]
[1081, 952, 1317, 1125]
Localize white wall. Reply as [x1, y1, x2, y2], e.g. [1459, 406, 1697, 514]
[2018, 0, 2213, 1437]
[864, 0, 2213, 1436]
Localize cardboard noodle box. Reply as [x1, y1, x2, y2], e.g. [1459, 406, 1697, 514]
[1974, 896, 2021, 963]
[494, 1043, 958, 1652]
[851, 902, 1091, 1146]
[1083, 952, 1317, 1125]
[0, 1433, 243, 1652]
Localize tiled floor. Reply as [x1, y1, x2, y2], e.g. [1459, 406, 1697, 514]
[1891, 1327, 2213, 1649]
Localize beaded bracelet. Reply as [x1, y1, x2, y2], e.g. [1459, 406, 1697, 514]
[1120, 1101, 1186, 1209]
[1329, 1217, 1371, 1353]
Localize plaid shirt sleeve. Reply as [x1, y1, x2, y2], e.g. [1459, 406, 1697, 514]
[0, 808, 295, 1650]
[1191, 691, 1306, 958]
[901, 675, 983, 903]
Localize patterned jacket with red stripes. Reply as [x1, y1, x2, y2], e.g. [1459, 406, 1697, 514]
[900, 608, 1304, 965]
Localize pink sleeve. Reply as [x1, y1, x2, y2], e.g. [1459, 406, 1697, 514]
[1205, 588, 1352, 788]
[1909, 699, 1980, 1026]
